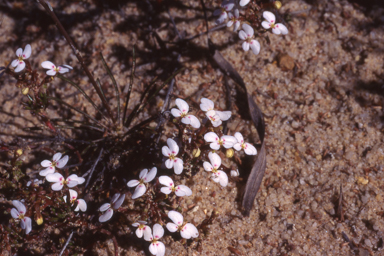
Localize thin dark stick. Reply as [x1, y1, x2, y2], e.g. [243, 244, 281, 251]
[37, 0, 116, 125]
[84, 148, 104, 188]
[59, 231, 74, 256]
[123, 46, 136, 125]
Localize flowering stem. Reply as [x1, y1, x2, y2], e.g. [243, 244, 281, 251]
[37, 0, 116, 125]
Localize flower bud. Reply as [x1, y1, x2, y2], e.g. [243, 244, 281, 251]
[36, 215, 43, 225]
[226, 148, 234, 158]
[22, 87, 29, 95]
[192, 148, 201, 158]
[16, 149, 23, 156]
[274, 1, 282, 9]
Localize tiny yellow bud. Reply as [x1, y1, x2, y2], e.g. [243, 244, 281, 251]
[226, 148, 234, 158]
[22, 87, 29, 95]
[192, 148, 201, 158]
[16, 149, 23, 156]
[36, 216, 43, 225]
[274, 1, 282, 9]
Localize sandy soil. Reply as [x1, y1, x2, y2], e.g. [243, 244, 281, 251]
[1, 0, 384, 255]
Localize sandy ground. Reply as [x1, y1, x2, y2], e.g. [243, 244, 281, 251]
[1, 0, 384, 255]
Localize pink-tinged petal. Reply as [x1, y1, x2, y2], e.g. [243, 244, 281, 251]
[187, 115, 201, 128]
[24, 217, 32, 234]
[58, 67, 70, 74]
[175, 98, 189, 114]
[200, 98, 214, 111]
[144, 167, 157, 183]
[23, 44, 32, 59]
[39, 167, 55, 176]
[68, 189, 77, 200]
[234, 132, 244, 143]
[263, 11, 275, 24]
[167, 138, 179, 155]
[11, 208, 19, 219]
[46, 69, 57, 76]
[63, 195, 67, 203]
[168, 210, 183, 226]
[216, 111, 231, 121]
[15, 48, 23, 57]
[233, 143, 242, 151]
[132, 184, 146, 199]
[211, 119, 222, 127]
[153, 223, 164, 239]
[56, 155, 68, 168]
[165, 159, 174, 169]
[244, 143, 257, 155]
[144, 226, 152, 241]
[61, 64, 73, 70]
[149, 242, 158, 255]
[139, 168, 148, 179]
[203, 161, 213, 172]
[110, 193, 121, 204]
[276, 23, 288, 35]
[208, 152, 221, 168]
[239, 0, 250, 6]
[223, 3, 235, 10]
[227, 20, 234, 27]
[46, 172, 63, 182]
[231, 169, 240, 177]
[135, 228, 144, 238]
[160, 187, 173, 194]
[41, 160, 52, 167]
[242, 24, 254, 37]
[175, 185, 192, 197]
[162, 146, 171, 157]
[99, 203, 111, 212]
[181, 223, 199, 239]
[75, 199, 87, 212]
[261, 21, 271, 29]
[166, 222, 178, 232]
[234, 21, 240, 32]
[216, 171, 228, 187]
[127, 179, 140, 187]
[213, 9, 222, 16]
[159, 176, 173, 187]
[171, 108, 182, 117]
[155, 241, 165, 256]
[41, 60, 55, 70]
[66, 180, 78, 188]
[20, 217, 26, 229]
[222, 135, 237, 148]
[51, 182, 64, 191]
[67, 174, 84, 184]
[52, 152, 62, 162]
[173, 158, 183, 174]
[239, 30, 247, 40]
[14, 61, 25, 72]
[204, 132, 219, 143]
[99, 209, 113, 222]
[113, 194, 125, 209]
[181, 116, 191, 125]
[234, 9, 239, 18]
[12, 200, 26, 214]
[242, 41, 250, 52]
[11, 59, 19, 67]
[272, 26, 281, 35]
[216, 13, 227, 24]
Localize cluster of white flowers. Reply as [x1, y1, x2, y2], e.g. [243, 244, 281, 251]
[11, 44, 72, 75]
[213, 0, 288, 55]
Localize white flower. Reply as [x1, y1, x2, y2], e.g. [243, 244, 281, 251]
[213, 1, 235, 24]
[99, 193, 125, 222]
[230, 169, 240, 177]
[261, 11, 288, 35]
[132, 220, 151, 238]
[45, 173, 85, 191]
[11, 200, 32, 234]
[41, 61, 73, 76]
[239, 0, 250, 6]
[158, 176, 192, 197]
[203, 152, 228, 187]
[162, 138, 183, 174]
[63, 189, 87, 212]
[39, 152, 69, 176]
[227, 9, 241, 31]
[166, 210, 199, 239]
[239, 24, 261, 55]
[200, 98, 231, 127]
[233, 132, 257, 155]
[171, 98, 200, 128]
[144, 224, 166, 256]
[204, 132, 237, 150]
[11, 44, 31, 72]
[26, 179, 43, 187]
[127, 167, 157, 199]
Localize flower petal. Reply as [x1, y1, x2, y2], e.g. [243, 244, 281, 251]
[167, 138, 179, 155]
[52, 152, 62, 162]
[99, 203, 111, 212]
[215, 171, 228, 187]
[208, 152, 221, 168]
[242, 41, 250, 52]
[165, 159, 174, 169]
[127, 179, 140, 187]
[24, 217, 32, 234]
[69, 189, 77, 200]
[41, 60, 56, 70]
[186, 115, 201, 128]
[75, 199, 87, 212]
[39, 167, 55, 176]
[110, 193, 121, 204]
[159, 176, 173, 187]
[234, 21, 240, 32]
[233, 143, 242, 151]
[56, 155, 68, 168]
[244, 143, 257, 155]
[11, 59, 19, 67]
[216, 111, 231, 121]
[162, 146, 171, 157]
[222, 135, 237, 148]
[239, 0, 250, 6]
[136, 228, 144, 238]
[200, 98, 214, 111]
[12, 200, 26, 214]
[152, 223, 164, 239]
[175, 98, 189, 114]
[14, 61, 25, 72]
[181, 116, 191, 125]
[46, 70, 57, 76]
[204, 132, 219, 143]
[203, 161, 213, 172]
[41, 160, 52, 167]
[132, 184, 146, 199]
[171, 108, 182, 117]
[181, 223, 199, 239]
[242, 23, 254, 37]
[15, 48, 23, 57]
[139, 168, 148, 179]
[160, 187, 173, 194]
[23, 44, 32, 59]
[276, 23, 289, 35]
[11, 208, 19, 219]
[166, 222, 179, 232]
[168, 210, 183, 226]
[99, 208, 113, 222]
[46, 173, 63, 182]
[144, 167, 157, 183]
[263, 11, 275, 24]
[261, 21, 271, 29]
[231, 169, 240, 177]
[173, 158, 183, 174]
[144, 226, 152, 241]
[175, 185, 192, 197]
[234, 132, 244, 143]
[113, 194, 125, 209]
[51, 182, 64, 191]
[239, 30, 247, 40]
[272, 26, 281, 35]
[58, 66, 70, 74]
